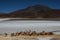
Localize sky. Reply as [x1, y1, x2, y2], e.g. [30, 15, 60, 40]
[0, 0, 60, 13]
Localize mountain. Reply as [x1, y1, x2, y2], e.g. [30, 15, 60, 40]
[0, 5, 60, 18]
[9, 5, 52, 18]
[0, 13, 10, 18]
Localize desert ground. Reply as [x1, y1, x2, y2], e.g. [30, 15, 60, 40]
[0, 35, 60, 40]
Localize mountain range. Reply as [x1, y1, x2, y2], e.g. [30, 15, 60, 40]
[0, 5, 60, 18]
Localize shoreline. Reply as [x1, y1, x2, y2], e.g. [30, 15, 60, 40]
[0, 18, 60, 21]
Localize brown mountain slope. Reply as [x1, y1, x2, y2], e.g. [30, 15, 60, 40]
[0, 5, 60, 18]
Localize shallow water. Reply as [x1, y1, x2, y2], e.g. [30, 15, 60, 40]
[0, 20, 60, 33]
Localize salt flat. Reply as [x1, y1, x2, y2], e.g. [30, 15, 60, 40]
[0, 18, 60, 40]
[0, 18, 60, 34]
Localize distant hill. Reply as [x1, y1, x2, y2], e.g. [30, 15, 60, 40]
[0, 5, 60, 18]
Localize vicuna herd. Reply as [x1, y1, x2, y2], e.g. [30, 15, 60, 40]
[4, 30, 54, 37]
